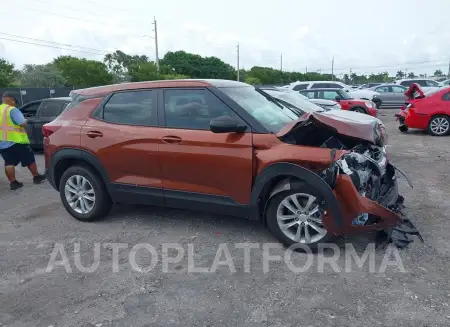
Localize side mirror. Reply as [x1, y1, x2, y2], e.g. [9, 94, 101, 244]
[210, 116, 247, 133]
[335, 95, 341, 101]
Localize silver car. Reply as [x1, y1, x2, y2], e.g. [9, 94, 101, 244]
[368, 84, 408, 109]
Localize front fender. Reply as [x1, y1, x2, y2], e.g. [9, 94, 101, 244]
[249, 162, 343, 230]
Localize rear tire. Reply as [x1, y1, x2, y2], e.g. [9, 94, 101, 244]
[265, 184, 333, 251]
[427, 115, 450, 136]
[399, 125, 408, 133]
[59, 165, 112, 222]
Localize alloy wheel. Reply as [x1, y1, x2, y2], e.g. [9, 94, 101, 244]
[276, 193, 327, 244]
[64, 175, 96, 215]
[430, 117, 449, 135]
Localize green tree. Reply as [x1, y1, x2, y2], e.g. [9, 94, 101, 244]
[19, 63, 66, 87]
[0, 58, 16, 87]
[407, 72, 416, 79]
[244, 76, 262, 85]
[160, 50, 236, 80]
[396, 70, 405, 79]
[128, 61, 159, 82]
[54, 56, 113, 87]
[104, 50, 149, 82]
[434, 69, 443, 77]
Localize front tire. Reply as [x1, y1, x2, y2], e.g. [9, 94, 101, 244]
[266, 184, 333, 250]
[59, 165, 112, 222]
[427, 115, 450, 136]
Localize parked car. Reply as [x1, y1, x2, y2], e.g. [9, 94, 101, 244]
[299, 88, 378, 117]
[394, 78, 440, 91]
[367, 84, 408, 109]
[44, 79, 421, 249]
[439, 79, 450, 87]
[286, 81, 380, 101]
[19, 97, 70, 149]
[259, 87, 342, 111]
[396, 83, 450, 136]
[259, 87, 387, 133]
[358, 83, 382, 89]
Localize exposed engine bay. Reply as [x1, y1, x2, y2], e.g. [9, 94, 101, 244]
[277, 112, 423, 248]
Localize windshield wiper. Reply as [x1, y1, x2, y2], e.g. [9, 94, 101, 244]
[255, 88, 284, 109]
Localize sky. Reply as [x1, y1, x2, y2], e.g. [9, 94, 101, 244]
[1, 0, 449, 77]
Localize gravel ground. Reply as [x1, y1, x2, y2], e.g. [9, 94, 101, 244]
[1, 110, 449, 327]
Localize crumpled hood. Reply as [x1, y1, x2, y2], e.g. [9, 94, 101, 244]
[277, 110, 387, 146]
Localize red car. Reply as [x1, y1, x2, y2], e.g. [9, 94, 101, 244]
[300, 88, 378, 117]
[396, 83, 450, 136]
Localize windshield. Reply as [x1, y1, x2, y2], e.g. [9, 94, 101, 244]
[220, 86, 295, 133]
[338, 90, 352, 100]
[263, 89, 323, 114]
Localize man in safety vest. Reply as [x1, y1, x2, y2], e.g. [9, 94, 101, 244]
[0, 92, 46, 190]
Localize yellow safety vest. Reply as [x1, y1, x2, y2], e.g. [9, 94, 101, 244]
[0, 104, 30, 144]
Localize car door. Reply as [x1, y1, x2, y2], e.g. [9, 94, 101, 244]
[373, 86, 391, 108]
[80, 89, 165, 205]
[158, 87, 253, 215]
[32, 100, 67, 145]
[390, 86, 408, 107]
[19, 101, 42, 146]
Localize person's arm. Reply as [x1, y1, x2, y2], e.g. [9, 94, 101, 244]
[9, 108, 27, 127]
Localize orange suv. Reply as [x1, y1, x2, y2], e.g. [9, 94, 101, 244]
[44, 79, 421, 249]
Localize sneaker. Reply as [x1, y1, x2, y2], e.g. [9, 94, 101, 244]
[33, 174, 46, 184]
[10, 181, 24, 190]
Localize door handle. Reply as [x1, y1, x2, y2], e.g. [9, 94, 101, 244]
[86, 131, 103, 138]
[161, 135, 182, 144]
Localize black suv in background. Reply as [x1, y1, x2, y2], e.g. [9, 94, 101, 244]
[19, 97, 70, 149]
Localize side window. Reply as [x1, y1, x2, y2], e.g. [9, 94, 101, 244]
[21, 102, 41, 117]
[416, 80, 428, 87]
[103, 90, 157, 126]
[328, 83, 343, 89]
[300, 91, 315, 99]
[321, 90, 339, 100]
[375, 86, 389, 93]
[163, 89, 235, 130]
[292, 84, 308, 91]
[426, 80, 439, 87]
[39, 101, 65, 117]
[400, 80, 414, 87]
[311, 83, 329, 89]
[391, 86, 406, 93]
[442, 92, 450, 101]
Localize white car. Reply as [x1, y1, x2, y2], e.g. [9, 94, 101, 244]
[394, 78, 440, 92]
[286, 81, 379, 100]
[259, 87, 341, 112]
[439, 79, 450, 87]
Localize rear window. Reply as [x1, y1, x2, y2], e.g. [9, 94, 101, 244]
[62, 92, 97, 113]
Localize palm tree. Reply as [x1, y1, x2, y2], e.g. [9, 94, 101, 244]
[396, 70, 405, 79]
[407, 72, 416, 79]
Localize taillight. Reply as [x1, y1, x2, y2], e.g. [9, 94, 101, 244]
[42, 125, 61, 137]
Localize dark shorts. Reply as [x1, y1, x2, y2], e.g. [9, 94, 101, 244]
[0, 143, 36, 167]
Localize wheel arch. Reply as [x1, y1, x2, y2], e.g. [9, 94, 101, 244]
[249, 162, 343, 229]
[50, 148, 110, 192]
[349, 105, 368, 114]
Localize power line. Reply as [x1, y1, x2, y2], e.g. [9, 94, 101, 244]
[0, 37, 107, 56]
[0, 32, 111, 53]
[5, 5, 148, 38]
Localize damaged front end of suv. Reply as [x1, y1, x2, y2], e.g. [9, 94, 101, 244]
[277, 111, 423, 248]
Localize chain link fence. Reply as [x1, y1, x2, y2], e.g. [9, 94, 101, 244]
[0, 87, 74, 107]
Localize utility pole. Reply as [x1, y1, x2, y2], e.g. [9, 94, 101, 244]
[236, 43, 240, 81]
[349, 68, 352, 83]
[280, 54, 283, 72]
[152, 17, 160, 73]
[305, 66, 307, 74]
[447, 60, 450, 78]
[405, 68, 408, 78]
[331, 57, 334, 81]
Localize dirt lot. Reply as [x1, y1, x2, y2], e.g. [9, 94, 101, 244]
[1, 111, 449, 327]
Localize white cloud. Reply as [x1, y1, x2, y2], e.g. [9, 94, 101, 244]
[1, 0, 449, 76]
